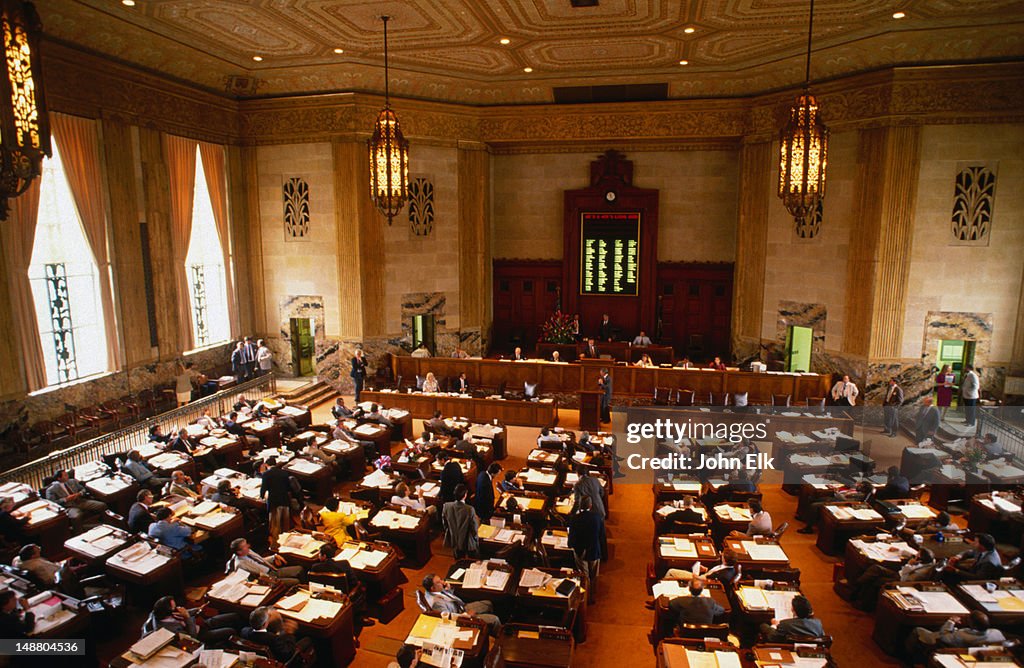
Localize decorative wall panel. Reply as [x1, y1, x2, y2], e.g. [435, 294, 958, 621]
[283, 177, 310, 240]
[951, 163, 997, 245]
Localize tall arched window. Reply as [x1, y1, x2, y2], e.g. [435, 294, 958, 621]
[28, 142, 109, 385]
[187, 147, 230, 347]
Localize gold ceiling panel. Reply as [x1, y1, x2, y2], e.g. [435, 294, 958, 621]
[39, 0, 1024, 104]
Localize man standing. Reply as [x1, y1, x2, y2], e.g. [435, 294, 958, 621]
[442, 484, 479, 559]
[243, 337, 258, 380]
[830, 374, 859, 406]
[598, 314, 613, 341]
[231, 341, 246, 383]
[961, 364, 980, 427]
[256, 339, 273, 376]
[883, 377, 904, 436]
[260, 458, 292, 544]
[350, 349, 367, 402]
[568, 496, 605, 604]
[474, 463, 500, 522]
[598, 367, 612, 423]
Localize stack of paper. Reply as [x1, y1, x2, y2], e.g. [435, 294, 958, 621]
[287, 459, 324, 474]
[743, 541, 788, 562]
[362, 469, 394, 488]
[716, 505, 751, 521]
[739, 586, 770, 609]
[661, 538, 698, 559]
[371, 510, 422, 529]
[127, 628, 175, 661]
[520, 568, 551, 589]
[348, 549, 387, 569]
[898, 504, 936, 519]
[542, 530, 570, 550]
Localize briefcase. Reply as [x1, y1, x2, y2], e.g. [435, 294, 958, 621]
[375, 586, 405, 623]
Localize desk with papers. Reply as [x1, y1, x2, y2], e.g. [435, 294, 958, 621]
[954, 579, 1024, 626]
[657, 640, 744, 668]
[844, 535, 917, 583]
[514, 567, 585, 634]
[273, 586, 357, 665]
[206, 568, 287, 614]
[654, 535, 719, 577]
[105, 541, 183, 599]
[284, 456, 333, 501]
[404, 613, 488, 667]
[446, 559, 516, 602]
[10, 498, 70, 557]
[370, 505, 432, 565]
[64, 524, 132, 565]
[722, 539, 790, 568]
[874, 583, 972, 654]
[651, 582, 732, 647]
[816, 502, 887, 555]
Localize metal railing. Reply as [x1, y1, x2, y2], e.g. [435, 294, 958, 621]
[978, 407, 1024, 462]
[0, 374, 278, 490]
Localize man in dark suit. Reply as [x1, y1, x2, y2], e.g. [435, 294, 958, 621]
[350, 349, 367, 402]
[568, 496, 605, 604]
[438, 451, 464, 504]
[332, 397, 354, 420]
[128, 489, 156, 534]
[946, 533, 1002, 582]
[260, 458, 293, 544]
[598, 368, 612, 423]
[582, 338, 599, 359]
[669, 579, 725, 627]
[666, 495, 706, 526]
[231, 341, 245, 383]
[883, 377, 905, 436]
[598, 314, 613, 341]
[878, 465, 911, 500]
[452, 372, 470, 394]
[0, 590, 33, 639]
[474, 463, 500, 522]
[242, 336, 257, 380]
[443, 484, 479, 558]
[762, 595, 825, 640]
[915, 397, 941, 444]
[242, 607, 302, 664]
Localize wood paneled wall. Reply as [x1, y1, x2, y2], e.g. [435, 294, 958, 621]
[731, 142, 772, 344]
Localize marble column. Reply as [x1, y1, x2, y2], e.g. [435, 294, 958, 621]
[333, 140, 386, 339]
[101, 119, 154, 366]
[227, 144, 266, 336]
[731, 140, 772, 358]
[457, 143, 490, 352]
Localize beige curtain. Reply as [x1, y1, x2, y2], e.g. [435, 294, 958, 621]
[51, 112, 120, 372]
[2, 181, 47, 391]
[163, 133, 198, 350]
[198, 142, 239, 338]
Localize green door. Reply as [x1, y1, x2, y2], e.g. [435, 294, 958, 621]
[290, 318, 315, 377]
[785, 326, 813, 373]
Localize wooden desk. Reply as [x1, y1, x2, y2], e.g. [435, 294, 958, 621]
[273, 588, 356, 666]
[653, 476, 704, 503]
[657, 640, 743, 668]
[105, 542, 184, 603]
[651, 582, 731, 648]
[816, 502, 886, 555]
[362, 389, 559, 428]
[108, 634, 203, 668]
[478, 522, 532, 560]
[206, 574, 289, 616]
[356, 401, 413, 442]
[842, 534, 916, 584]
[929, 647, 1022, 668]
[873, 583, 971, 656]
[496, 624, 574, 668]
[514, 567, 586, 639]
[722, 538, 790, 569]
[76, 467, 139, 518]
[391, 357, 833, 404]
[711, 502, 753, 542]
[734, 583, 804, 645]
[446, 559, 517, 605]
[969, 493, 1024, 545]
[404, 613, 489, 667]
[341, 419, 392, 459]
[335, 540, 405, 601]
[11, 500, 70, 557]
[654, 534, 718, 577]
[283, 457, 333, 501]
[953, 579, 1024, 628]
[63, 524, 132, 567]
[368, 505, 433, 566]
[321, 439, 367, 480]
[653, 502, 709, 536]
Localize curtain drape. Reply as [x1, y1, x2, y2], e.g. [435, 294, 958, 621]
[51, 112, 120, 372]
[2, 181, 47, 391]
[198, 142, 239, 338]
[163, 133, 198, 351]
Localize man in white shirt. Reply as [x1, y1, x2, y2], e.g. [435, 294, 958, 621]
[830, 374, 859, 406]
[227, 538, 304, 586]
[411, 344, 431, 358]
[632, 331, 652, 346]
[256, 339, 273, 376]
[961, 364, 980, 426]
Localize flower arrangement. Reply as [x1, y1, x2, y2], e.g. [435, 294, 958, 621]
[963, 441, 986, 471]
[540, 311, 576, 344]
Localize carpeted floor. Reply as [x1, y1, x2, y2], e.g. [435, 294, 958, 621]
[316, 399, 922, 667]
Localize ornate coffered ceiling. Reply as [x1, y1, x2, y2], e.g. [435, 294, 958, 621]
[41, 0, 1024, 105]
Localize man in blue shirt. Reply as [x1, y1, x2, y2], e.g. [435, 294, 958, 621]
[148, 507, 201, 557]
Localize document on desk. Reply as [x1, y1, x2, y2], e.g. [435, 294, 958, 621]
[739, 586, 770, 609]
[764, 590, 798, 621]
[463, 564, 486, 589]
[520, 568, 551, 589]
[195, 511, 235, 529]
[911, 590, 970, 614]
[652, 580, 686, 600]
[744, 542, 787, 562]
[851, 507, 883, 521]
[897, 504, 935, 519]
[354, 424, 381, 437]
[825, 505, 852, 520]
[351, 549, 387, 569]
[485, 570, 510, 590]
[276, 591, 309, 611]
[684, 650, 720, 668]
[363, 469, 394, 488]
[290, 598, 341, 622]
[288, 459, 323, 474]
[715, 651, 742, 668]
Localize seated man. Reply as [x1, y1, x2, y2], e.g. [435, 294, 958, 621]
[537, 428, 563, 449]
[149, 424, 171, 444]
[45, 468, 108, 531]
[761, 595, 824, 641]
[128, 489, 157, 534]
[364, 404, 393, 427]
[906, 611, 1005, 664]
[980, 433, 1007, 459]
[331, 397, 354, 420]
[632, 330, 652, 346]
[121, 450, 171, 491]
[227, 538, 304, 587]
[308, 543, 374, 627]
[223, 411, 260, 447]
[207, 480, 243, 508]
[877, 466, 911, 501]
[664, 495, 706, 526]
[163, 470, 201, 499]
[797, 480, 873, 534]
[142, 595, 241, 646]
[945, 533, 1002, 582]
[13, 544, 59, 586]
[728, 499, 772, 538]
[318, 496, 360, 543]
[498, 470, 525, 493]
[148, 507, 201, 557]
[421, 573, 501, 635]
[242, 606, 304, 664]
[195, 409, 220, 430]
[391, 483, 434, 515]
[0, 590, 34, 639]
[664, 550, 740, 587]
[668, 578, 726, 628]
[720, 469, 757, 495]
[425, 411, 450, 436]
[331, 423, 378, 462]
[852, 548, 937, 611]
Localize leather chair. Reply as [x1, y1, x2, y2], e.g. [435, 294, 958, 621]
[772, 394, 792, 407]
[653, 387, 673, 405]
[675, 389, 696, 407]
[678, 622, 731, 641]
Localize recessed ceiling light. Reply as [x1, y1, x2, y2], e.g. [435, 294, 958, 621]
[252, 55, 263, 62]
[499, 38, 511, 45]
[523, 67, 533, 73]
[122, 0, 135, 6]
[679, 60, 689, 65]
[892, 11, 906, 19]
[333, 48, 344, 54]
[683, 27, 695, 34]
